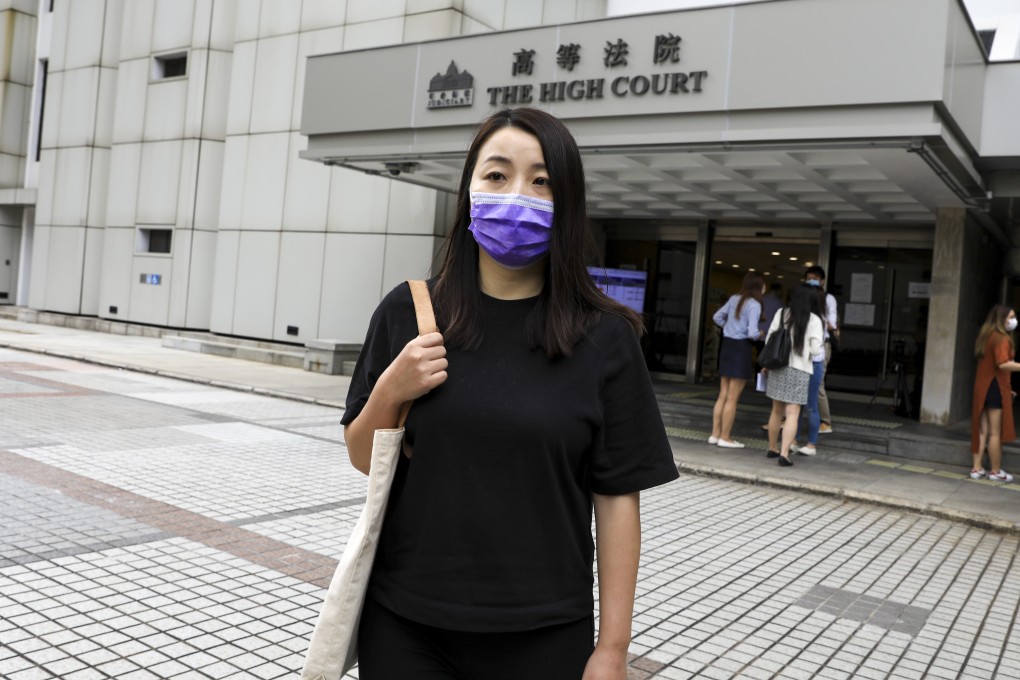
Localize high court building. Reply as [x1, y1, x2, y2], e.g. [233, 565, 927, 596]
[1, 0, 1019, 427]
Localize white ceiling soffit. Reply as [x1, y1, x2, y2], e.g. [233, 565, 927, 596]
[329, 141, 966, 224]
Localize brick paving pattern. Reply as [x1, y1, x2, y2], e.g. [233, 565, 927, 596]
[0, 350, 1018, 679]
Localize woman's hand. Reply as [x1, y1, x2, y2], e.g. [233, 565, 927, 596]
[343, 332, 447, 474]
[377, 332, 448, 404]
[581, 643, 628, 680]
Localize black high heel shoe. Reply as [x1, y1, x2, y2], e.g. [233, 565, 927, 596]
[766, 450, 780, 458]
[778, 455, 793, 467]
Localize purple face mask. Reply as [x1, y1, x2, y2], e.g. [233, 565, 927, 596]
[468, 192, 554, 270]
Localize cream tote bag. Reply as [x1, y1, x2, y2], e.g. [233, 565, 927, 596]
[302, 280, 437, 680]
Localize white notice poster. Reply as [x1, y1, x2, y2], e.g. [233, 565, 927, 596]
[908, 282, 931, 299]
[844, 303, 875, 327]
[850, 273, 873, 303]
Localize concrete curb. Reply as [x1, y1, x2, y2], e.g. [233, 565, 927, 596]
[677, 461, 1019, 535]
[0, 341, 346, 410]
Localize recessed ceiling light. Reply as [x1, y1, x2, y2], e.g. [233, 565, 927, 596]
[805, 262, 814, 267]
[789, 256, 798, 261]
[748, 268, 756, 272]
[732, 264, 739, 268]
[771, 251, 780, 256]
[778, 275, 784, 279]
[764, 272, 771, 276]
[715, 260, 723, 265]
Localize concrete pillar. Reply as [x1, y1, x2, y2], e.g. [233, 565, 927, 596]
[920, 208, 999, 425]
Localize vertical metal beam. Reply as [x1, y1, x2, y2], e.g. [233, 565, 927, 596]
[686, 222, 713, 383]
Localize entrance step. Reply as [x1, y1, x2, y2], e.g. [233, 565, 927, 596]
[160, 333, 360, 375]
[0, 307, 166, 337]
[654, 385, 1020, 470]
[0, 308, 355, 375]
[161, 333, 304, 370]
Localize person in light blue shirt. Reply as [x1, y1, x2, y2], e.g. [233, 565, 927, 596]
[709, 273, 765, 448]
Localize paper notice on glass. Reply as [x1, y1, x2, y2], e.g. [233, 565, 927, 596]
[756, 371, 767, 393]
[908, 282, 931, 299]
[850, 273, 873, 303]
[844, 302, 875, 327]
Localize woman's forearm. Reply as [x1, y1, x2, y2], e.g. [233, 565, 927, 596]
[593, 492, 641, 655]
[343, 386, 405, 474]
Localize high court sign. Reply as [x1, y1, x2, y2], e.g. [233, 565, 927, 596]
[301, 0, 985, 199]
[464, 32, 709, 108]
[302, 9, 732, 143]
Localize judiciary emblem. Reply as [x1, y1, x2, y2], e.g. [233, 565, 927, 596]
[427, 61, 474, 109]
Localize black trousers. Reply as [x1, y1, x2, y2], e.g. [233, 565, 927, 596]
[357, 596, 595, 680]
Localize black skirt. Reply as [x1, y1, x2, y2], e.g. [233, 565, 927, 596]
[719, 336, 755, 380]
[985, 379, 1003, 409]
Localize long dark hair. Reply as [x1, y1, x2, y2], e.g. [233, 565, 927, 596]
[785, 283, 820, 355]
[432, 107, 642, 357]
[735, 273, 765, 319]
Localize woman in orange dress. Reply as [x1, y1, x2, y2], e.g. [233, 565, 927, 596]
[971, 304, 1020, 482]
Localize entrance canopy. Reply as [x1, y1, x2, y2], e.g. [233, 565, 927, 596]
[301, 0, 1009, 227]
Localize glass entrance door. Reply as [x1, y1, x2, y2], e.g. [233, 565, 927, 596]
[826, 245, 932, 414]
[648, 242, 697, 373]
[705, 239, 821, 377]
[602, 237, 697, 375]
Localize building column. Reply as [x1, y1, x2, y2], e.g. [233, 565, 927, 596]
[920, 208, 999, 425]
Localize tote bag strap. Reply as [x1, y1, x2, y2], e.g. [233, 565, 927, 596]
[396, 280, 438, 428]
[408, 280, 438, 336]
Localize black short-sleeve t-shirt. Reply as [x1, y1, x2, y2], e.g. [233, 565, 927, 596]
[340, 282, 678, 632]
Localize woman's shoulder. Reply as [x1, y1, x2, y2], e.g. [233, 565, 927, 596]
[376, 281, 414, 312]
[986, 330, 1006, 345]
[593, 309, 636, 335]
[367, 281, 418, 330]
[587, 310, 640, 350]
[988, 330, 1013, 348]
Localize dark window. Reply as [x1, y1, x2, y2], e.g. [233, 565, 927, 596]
[149, 230, 172, 253]
[979, 29, 996, 54]
[137, 228, 172, 254]
[153, 53, 188, 80]
[162, 56, 187, 78]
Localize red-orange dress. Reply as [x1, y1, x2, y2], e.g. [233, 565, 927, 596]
[971, 331, 1016, 452]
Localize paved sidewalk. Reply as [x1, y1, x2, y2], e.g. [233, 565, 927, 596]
[1, 346, 1019, 679]
[2, 316, 1018, 534]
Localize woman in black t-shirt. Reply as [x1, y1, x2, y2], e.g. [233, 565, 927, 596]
[341, 107, 679, 680]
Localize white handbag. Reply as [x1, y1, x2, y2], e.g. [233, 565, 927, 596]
[302, 280, 436, 680]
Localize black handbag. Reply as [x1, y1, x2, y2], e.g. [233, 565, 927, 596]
[760, 309, 792, 370]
